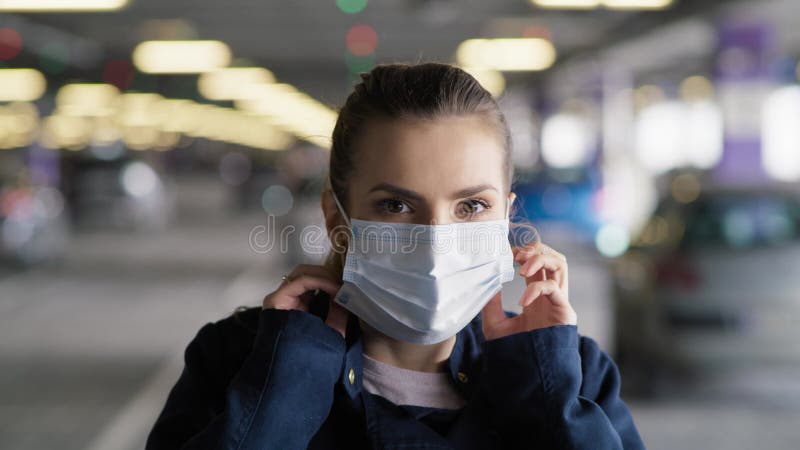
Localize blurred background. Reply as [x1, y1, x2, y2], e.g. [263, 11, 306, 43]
[1, 0, 799, 448]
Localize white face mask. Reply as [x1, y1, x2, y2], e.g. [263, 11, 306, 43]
[329, 188, 515, 344]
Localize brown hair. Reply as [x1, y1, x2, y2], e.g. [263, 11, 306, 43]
[323, 62, 519, 280]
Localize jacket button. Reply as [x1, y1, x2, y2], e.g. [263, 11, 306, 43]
[457, 372, 468, 383]
[348, 368, 355, 385]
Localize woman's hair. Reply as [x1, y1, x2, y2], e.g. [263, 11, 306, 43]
[329, 62, 513, 212]
[323, 62, 518, 280]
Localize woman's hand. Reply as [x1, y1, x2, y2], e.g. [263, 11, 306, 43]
[482, 242, 577, 341]
[262, 264, 349, 337]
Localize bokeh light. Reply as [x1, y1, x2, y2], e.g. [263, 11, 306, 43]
[680, 75, 715, 101]
[522, 25, 552, 40]
[344, 51, 375, 80]
[461, 66, 505, 97]
[219, 152, 252, 186]
[120, 161, 161, 198]
[261, 184, 294, 216]
[0, 28, 23, 60]
[132, 40, 231, 74]
[670, 173, 702, 204]
[541, 113, 596, 169]
[456, 38, 556, 71]
[346, 25, 378, 56]
[198, 67, 276, 100]
[103, 59, 134, 90]
[0, 68, 47, 102]
[337, 0, 367, 14]
[595, 223, 630, 257]
[39, 41, 70, 74]
[762, 85, 800, 182]
[634, 100, 723, 174]
[721, 209, 755, 248]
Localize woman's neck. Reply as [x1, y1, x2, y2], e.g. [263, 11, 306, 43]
[359, 319, 456, 373]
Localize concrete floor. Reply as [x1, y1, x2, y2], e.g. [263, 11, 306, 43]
[0, 178, 797, 449]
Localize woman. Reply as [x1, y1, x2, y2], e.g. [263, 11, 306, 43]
[146, 62, 645, 449]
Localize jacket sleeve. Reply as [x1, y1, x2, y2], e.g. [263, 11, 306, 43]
[478, 324, 645, 450]
[146, 308, 346, 450]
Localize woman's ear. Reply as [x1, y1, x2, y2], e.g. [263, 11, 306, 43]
[321, 190, 350, 260]
[507, 192, 517, 217]
[320, 189, 341, 235]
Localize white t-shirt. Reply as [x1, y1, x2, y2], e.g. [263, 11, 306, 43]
[360, 352, 466, 410]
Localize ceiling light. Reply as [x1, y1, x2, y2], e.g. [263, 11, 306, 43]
[531, 0, 601, 9]
[0, 69, 46, 101]
[236, 83, 337, 148]
[762, 86, 800, 182]
[530, 0, 672, 9]
[461, 67, 506, 97]
[56, 83, 120, 116]
[541, 113, 597, 168]
[456, 38, 556, 72]
[603, 0, 673, 9]
[0, 0, 128, 11]
[132, 40, 231, 74]
[198, 67, 276, 100]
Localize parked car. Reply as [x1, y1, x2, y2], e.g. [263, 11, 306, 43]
[0, 185, 69, 266]
[64, 157, 174, 231]
[612, 187, 800, 394]
[510, 167, 604, 245]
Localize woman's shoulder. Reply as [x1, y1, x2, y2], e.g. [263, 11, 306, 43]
[184, 305, 262, 385]
[196, 305, 262, 342]
[577, 333, 618, 374]
[576, 333, 625, 400]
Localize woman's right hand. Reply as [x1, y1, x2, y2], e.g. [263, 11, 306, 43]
[262, 264, 349, 337]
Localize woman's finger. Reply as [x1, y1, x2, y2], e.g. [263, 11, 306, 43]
[518, 279, 567, 308]
[286, 264, 338, 284]
[262, 291, 310, 312]
[278, 274, 342, 299]
[514, 241, 566, 263]
[518, 253, 566, 289]
[265, 274, 342, 311]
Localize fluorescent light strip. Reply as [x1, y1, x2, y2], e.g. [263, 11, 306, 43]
[0, 68, 46, 101]
[132, 40, 231, 74]
[198, 67, 276, 100]
[56, 83, 120, 117]
[456, 38, 557, 71]
[0, 0, 128, 11]
[532, 0, 601, 9]
[531, 0, 673, 9]
[235, 83, 337, 148]
[604, 0, 673, 9]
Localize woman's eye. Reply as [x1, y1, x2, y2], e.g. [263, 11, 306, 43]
[378, 198, 411, 214]
[456, 199, 489, 217]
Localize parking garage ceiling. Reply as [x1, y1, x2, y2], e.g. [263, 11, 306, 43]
[7, 0, 742, 104]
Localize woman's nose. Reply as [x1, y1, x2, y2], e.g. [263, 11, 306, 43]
[420, 206, 454, 225]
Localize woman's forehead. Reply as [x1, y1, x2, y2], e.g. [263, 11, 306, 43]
[351, 116, 506, 194]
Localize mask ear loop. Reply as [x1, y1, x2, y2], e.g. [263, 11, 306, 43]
[325, 176, 352, 283]
[326, 175, 352, 228]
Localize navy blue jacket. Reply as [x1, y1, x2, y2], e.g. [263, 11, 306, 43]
[146, 292, 645, 449]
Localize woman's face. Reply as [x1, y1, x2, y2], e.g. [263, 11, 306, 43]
[342, 115, 514, 226]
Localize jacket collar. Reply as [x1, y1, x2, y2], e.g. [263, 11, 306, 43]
[337, 311, 487, 402]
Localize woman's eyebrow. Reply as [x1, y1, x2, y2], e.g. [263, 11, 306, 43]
[368, 183, 424, 201]
[451, 184, 498, 199]
[368, 182, 498, 200]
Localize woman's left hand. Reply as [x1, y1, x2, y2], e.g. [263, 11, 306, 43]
[482, 242, 577, 341]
